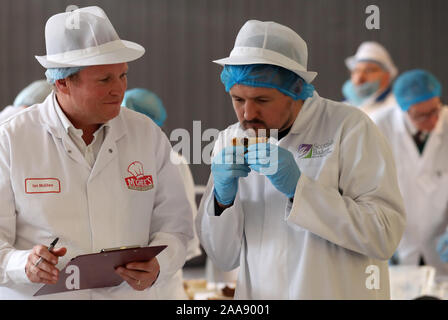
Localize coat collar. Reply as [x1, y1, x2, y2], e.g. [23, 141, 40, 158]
[289, 91, 320, 135]
[40, 91, 127, 142]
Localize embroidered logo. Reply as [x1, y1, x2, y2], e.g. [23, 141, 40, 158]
[125, 161, 154, 191]
[298, 140, 334, 159]
[297, 144, 313, 158]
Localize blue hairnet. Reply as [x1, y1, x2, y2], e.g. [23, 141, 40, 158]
[13, 80, 52, 107]
[220, 64, 315, 101]
[122, 88, 167, 127]
[393, 69, 442, 111]
[45, 67, 85, 84]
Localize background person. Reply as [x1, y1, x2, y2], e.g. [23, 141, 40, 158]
[342, 41, 398, 115]
[371, 69, 448, 280]
[0, 80, 52, 123]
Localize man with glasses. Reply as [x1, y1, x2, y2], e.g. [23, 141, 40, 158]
[371, 69, 448, 279]
[342, 42, 398, 116]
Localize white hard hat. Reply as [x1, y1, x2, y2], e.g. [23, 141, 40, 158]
[35, 6, 145, 68]
[213, 20, 318, 83]
[13, 80, 53, 106]
[345, 41, 398, 79]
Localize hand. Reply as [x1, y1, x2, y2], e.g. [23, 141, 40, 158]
[211, 146, 251, 206]
[25, 244, 67, 284]
[437, 233, 448, 262]
[115, 257, 160, 291]
[245, 143, 301, 198]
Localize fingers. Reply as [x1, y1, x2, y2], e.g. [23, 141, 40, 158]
[33, 245, 58, 265]
[116, 271, 142, 290]
[214, 146, 247, 165]
[126, 258, 159, 272]
[52, 247, 67, 257]
[26, 252, 59, 284]
[115, 259, 160, 291]
[25, 245, 67, 284]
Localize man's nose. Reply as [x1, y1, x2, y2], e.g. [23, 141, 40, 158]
[243, 100, 259, 120]
[352, 73, 366, 86]
[110, 78, 126, 96]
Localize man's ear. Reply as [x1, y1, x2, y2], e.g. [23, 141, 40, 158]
[54, 79, 70, 94]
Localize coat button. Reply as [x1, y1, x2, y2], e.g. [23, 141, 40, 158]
[109, 148, 113, 153]
[68, 150, 72, 153]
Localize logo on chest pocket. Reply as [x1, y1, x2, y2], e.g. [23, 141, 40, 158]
[125, 161, 154, 191]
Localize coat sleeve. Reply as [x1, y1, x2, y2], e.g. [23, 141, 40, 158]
[195, 132, 244, 272]
[286, 117, 406, 260]
[0, 128, 32, 285]
[148, 128, 194, 286]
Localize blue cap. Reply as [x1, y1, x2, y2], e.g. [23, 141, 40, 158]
[122, 88, 167, 127]
[393, 69, 442, 111]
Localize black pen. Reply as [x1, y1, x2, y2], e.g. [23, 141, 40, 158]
[34, 237, 59, 267]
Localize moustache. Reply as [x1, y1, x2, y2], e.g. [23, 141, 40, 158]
[242, 119, 267, 128]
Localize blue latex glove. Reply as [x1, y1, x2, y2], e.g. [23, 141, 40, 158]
[245, 143, 301, 199]
[436, 232, 448, 262]
[211, 146, 251, 205]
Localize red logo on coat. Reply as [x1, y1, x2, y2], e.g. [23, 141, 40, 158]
[125, 161, 154, 191]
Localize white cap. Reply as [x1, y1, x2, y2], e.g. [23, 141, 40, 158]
[345, 41, 398, 79]
[213, 20, 318, 83]
[13, 80, 52, 107]
[35, 6, 145, 68]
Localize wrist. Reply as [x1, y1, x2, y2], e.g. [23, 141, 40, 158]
[213, 188, 236, 207]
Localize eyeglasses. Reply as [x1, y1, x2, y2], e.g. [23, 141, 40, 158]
[408, 104, 442, 122]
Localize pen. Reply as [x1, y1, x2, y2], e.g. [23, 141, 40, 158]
[34, 237, 59, 267]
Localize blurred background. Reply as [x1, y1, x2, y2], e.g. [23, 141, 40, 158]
[1, 0, 447, 188]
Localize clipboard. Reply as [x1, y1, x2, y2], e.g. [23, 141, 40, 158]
[34, 245, 167, 296]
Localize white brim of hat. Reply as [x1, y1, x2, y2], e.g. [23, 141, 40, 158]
[35, 40, 145, 69]
[213, 51, 317, 84]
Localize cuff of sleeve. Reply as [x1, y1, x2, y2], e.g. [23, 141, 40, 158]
[6, 249, 32, 284]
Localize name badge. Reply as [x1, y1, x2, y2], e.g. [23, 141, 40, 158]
[25, 178, 61, 194]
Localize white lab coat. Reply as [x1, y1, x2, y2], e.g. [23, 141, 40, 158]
[0, 106, 26, 123]
[371, 105, 448, 279]
[0, 92, 193, 299]
[344, 88, 397, 117]
[156, 152, 202, 299]
[196, 91, 406, 299]
[359, 90, 397, 116]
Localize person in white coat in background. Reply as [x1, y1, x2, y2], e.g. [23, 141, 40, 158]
[0, 80, 52, 123]
[371, 69, 448, 280]
[342, 41, 398, 116]
[195, 20, 406, 299]
[122, 88, 202, 299]
[0, 6, 193, 299]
